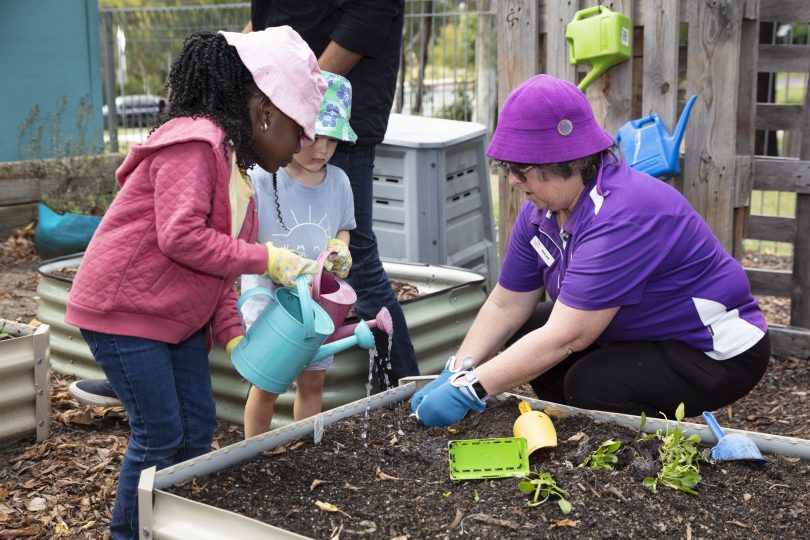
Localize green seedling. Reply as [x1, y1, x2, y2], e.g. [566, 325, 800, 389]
[517, 469, 572, 515]
[579, 439, 621, 471]
[638, 403, 703, 495]
[473, 489, 480, 503]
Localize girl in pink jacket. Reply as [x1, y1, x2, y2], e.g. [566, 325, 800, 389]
[64, 28, 339, 540]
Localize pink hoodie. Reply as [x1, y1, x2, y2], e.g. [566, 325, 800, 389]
[66, 116, 268, 348]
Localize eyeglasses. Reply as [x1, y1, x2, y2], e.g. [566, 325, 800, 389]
[495, 160, 535, 182]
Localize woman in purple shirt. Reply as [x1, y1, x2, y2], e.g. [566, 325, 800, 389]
[411, 75, 770, 427]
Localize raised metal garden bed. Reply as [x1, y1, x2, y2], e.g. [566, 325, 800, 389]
[0, 319, 50, 445]
[136, 378, 810, 539]
[36, 254, 487, 425]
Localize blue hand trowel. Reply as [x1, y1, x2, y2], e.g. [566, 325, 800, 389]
[702, 411, 765, 464]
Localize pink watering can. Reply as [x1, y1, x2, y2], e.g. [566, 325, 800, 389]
[311, 250, 394, 343]
[232, 275, 375, 394]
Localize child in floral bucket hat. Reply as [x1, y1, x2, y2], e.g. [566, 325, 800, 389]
[240, 70, 359, 437]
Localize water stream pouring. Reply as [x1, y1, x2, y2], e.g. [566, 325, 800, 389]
[702, 411, 765, 464]
[565, 5, 632, 91]
[615, 95, 698, 178]
[232, 275, 375, 394]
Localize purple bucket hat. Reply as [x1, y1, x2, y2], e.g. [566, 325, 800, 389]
[220, 26, 326, 144]
[487, 75, 614, 164]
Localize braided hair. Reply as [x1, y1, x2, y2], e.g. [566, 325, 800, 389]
[154, 32, 259, 172]
[272, 171, 290, 231]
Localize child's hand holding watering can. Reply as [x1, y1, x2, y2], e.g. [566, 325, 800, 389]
[324, 238, 352, 278]
[264, 241, 318, 287]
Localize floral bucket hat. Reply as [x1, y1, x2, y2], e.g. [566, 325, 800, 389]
[315, 70, 358, 143]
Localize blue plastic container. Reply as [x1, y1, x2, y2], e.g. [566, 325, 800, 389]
[34, 202, 102, 259]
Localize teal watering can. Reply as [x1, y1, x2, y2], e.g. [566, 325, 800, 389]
[615, 95, 698, 179]
[232, 275, 376, 394]
[565, 5, 632, 91]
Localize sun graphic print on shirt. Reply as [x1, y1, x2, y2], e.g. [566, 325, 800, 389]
[271, 205, 332, 259]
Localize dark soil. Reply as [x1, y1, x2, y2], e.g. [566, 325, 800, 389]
[169, 397, 809, 539]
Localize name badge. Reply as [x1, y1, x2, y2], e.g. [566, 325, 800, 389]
[530, 236, 555, 267]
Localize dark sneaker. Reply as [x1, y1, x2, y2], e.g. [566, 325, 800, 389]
[68, 379, 122, 407]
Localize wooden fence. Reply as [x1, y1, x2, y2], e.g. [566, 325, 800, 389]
[496, 0, 810, 357]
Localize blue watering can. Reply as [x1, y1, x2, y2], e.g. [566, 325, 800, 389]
[702, 411, 765, 464]
[615, 95, 698, 179]
[232, 275, 376, 394]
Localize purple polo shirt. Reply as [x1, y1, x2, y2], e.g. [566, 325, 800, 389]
[499, 158, 767, 360]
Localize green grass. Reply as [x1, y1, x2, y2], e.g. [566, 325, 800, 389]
[750, 190, 796, 217]
[775, 73, 807, 105]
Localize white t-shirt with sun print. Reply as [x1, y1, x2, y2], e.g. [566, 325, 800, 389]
[240, 165, 356, 332]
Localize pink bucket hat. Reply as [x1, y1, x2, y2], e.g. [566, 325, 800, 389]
[219, 26, 327, 144]
[487, 75, 614, 164]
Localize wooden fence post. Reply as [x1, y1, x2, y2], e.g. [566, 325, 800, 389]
[641, 0, 679, 128]
[792, 62, 810, 328]
[584, 0, 634, 136]
[496, 0, 540, 261]
[683, 0, 746, 254]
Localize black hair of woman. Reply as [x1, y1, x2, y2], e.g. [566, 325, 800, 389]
[153, 31, 260, 172]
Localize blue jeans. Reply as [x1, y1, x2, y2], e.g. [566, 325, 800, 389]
[81, 329, 217, 540]
[330, 143, 419, 386]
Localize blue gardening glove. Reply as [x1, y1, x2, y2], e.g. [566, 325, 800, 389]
[414, 370, 487, 427]
[409, 356, 472, 413]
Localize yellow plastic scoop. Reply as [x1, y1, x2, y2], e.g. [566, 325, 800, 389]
[513, 401, 557, 454]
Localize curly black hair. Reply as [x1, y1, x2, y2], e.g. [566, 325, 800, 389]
[153, 31, 260, 172]
[272, 171, 290, 231]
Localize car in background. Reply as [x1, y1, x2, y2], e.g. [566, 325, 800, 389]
[102, 94, 166, 127]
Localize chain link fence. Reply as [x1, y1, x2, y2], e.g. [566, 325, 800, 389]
[100, 1, 496, 153]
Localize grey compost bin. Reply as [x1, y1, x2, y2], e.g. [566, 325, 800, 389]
[36, 254, 487, 427]
[373, 113, 498, 290]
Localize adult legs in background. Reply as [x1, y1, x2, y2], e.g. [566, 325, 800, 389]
[330, 142, 419, 387]
[81, 329, 216, 540]
[507, 303, 771, 417]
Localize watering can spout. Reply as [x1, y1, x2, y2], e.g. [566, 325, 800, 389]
[312, 320, 376, 362]
[665, 94, 698, 153]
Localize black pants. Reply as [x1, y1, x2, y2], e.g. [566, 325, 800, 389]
[508, 303, 771, 418]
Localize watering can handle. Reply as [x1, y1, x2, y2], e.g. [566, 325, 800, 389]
[311, 249, 337, 302]
[702, 411, 726, 441]
[629, 115, 657, 128]
[573, 5, 606, 21]
[295, 274, 316, 340]
[236, 286, 276, 334]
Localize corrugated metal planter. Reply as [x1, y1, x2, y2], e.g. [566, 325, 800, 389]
[0, 319, 50, 445]
[137, 380, 810, 540]
[36, 254, 487, 426]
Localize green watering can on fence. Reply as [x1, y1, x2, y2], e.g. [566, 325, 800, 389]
[565, 5, 632, 91]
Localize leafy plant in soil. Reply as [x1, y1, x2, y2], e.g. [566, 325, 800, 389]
[517, 468, 572, 514]
[638, 403, 704, 495]
[578, 438, 621, 471]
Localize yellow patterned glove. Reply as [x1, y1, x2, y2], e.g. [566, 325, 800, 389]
[265, 242, 318, 287]
[324, 238, 352, 278]
[225, 336, 243, 358]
